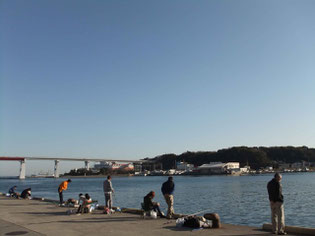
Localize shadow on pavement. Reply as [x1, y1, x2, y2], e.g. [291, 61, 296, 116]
[57, 216, 141, 223]
[163, 226, 207, 232]
[23, 211, 67, 216]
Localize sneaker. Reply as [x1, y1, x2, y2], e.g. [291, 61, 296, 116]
[278, 232, 287, 235]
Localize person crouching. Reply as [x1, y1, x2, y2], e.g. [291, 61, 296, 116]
[143, 191, 165, 218]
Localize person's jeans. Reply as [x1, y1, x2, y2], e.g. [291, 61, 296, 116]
[153, 205, 163, 216]
[59, 191, 63, 204]
[270, 201, 285, 233]
[104, 192, 112, 209]
[164, 194, 174, 218]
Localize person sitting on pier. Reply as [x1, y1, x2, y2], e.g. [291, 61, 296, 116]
[8, 186, 19, 198]
[143, 191, 165, 218]
[77, 193, 92, 214]
[76, 193, 85, 213]
[78, 193, 85, 205]
[20, 188, 32, 199]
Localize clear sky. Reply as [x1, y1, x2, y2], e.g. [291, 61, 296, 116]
[1, 0, 315, 176]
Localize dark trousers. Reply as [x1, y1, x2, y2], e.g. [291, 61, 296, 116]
[59, 191, 63, 204]
[153, 205, 163, 216]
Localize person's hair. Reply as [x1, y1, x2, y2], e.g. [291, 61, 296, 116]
[274, 173, 281, 178]
[79, 193, 83, 196]
[13, 186, 17, 188]
[85, 193, 91, 200]
[67, 179, 72, 182]
[107, 175, 111, 180]
[168, 176, 173, 181]
[27, 188, 31, 191]
[148, 191, 155, 197]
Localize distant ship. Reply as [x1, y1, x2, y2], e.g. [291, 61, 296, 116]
[31, 171, 54, 178]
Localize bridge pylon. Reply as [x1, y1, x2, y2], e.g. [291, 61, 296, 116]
[19, 160, 26, 179]
[54, 160, 60, 178]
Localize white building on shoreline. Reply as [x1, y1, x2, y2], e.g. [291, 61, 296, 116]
[94, 161, 134, 171]
[197, 162, 240, 174]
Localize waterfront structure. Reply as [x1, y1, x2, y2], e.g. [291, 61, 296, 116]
[0, 156, 149, 179]
[176, 162, 194, 171]
[197, 162, 240, 174]
[240, 166, 251, 173]
[94, 161, 134, 171]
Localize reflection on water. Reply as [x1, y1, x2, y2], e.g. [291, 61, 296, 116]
[0, 173, 314, 227]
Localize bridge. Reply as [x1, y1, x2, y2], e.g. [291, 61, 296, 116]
[0, 156, 153, 179]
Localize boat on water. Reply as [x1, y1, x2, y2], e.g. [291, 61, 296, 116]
[31, 171, 54, 178]
[134, 171, 147, 176]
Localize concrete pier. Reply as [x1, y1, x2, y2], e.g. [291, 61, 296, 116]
[0, 195, 304, 236]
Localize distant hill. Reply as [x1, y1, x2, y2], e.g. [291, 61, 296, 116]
[149, 146, 315, 170]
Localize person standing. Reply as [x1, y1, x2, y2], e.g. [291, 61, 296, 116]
[58, 179, 72, 206]
[267, 173, 287, 235]
[161, 176, 175, 219]
[103, 175, 114, 211]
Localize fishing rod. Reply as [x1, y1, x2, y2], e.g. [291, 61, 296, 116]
[187, 208, 214, 217]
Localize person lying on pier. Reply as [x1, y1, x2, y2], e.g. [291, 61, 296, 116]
[66, 198, 78, 206]
[20, 188, 32, 199]
[8, 186, 19, 198]
[76, 193, 92, 214]
[143, 191, 165, 218]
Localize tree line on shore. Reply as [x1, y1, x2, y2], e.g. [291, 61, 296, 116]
[64, 146, 315, 176]
[149, 146, 315, 170]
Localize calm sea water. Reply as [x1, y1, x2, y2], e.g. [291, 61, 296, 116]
[0, 173, 314, 228]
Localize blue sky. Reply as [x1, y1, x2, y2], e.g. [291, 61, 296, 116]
[1, 0, 315, 176]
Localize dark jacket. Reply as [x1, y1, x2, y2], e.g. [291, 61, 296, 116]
[161, 180, 175, 195]
[267, 178, 283, 202]
[143, 194, 154, 211]
[9, 187, 16, 194]
[21, 188, 31, 199]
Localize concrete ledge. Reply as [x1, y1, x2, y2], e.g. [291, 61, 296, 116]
[121, 207, 142, 214]
[32, 197, 45, 201]
[40, 198, 59, 204]
[0, 192, 60, 204]
[121, 208, 187, 219]
[263, 223, 315, 235]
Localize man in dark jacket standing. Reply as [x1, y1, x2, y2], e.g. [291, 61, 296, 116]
[161, 176, 175, 219]
[267, 173, 286, 235]
[103, 175, 114, 211]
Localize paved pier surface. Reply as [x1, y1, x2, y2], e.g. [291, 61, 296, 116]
[0, 196, 293, 236]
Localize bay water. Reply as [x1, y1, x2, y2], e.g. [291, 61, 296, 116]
[0, 173, 314, 228]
